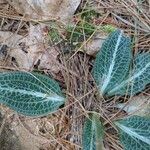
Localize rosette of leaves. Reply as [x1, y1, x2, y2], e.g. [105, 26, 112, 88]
[92, 29, 150, 96]
[0, 72, 65, 116]
[82, 30, 150, 150]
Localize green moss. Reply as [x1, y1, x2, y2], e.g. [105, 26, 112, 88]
[48, 27, 61, 43]
[100, 25, 116, 33]
[65, 9, 100, 47]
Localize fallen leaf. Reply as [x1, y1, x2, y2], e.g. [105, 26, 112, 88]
[84, 33, 107, 56]
[116, 96, 150, 116]
[0, 0, 6, 4]
[0, 24, 61, 73]
[9, 24, 49, 70]
[11, 117, 42, 150]
[7, 0, 81, 24]
[0, 113, 23, 150]
[0, 31, 23, 47]
[39, 47, 60, 73]
[0, 31, 21, 70]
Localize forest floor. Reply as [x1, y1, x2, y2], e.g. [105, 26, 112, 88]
[0, 1, 150, 150]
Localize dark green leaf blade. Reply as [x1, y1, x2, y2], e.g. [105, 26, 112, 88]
[109, 52, 150, 96]
[82, 113, 104, 150]
[0, 72, 65, 116]
[115, 116, 150, 150]
[92, 30, 132, 96]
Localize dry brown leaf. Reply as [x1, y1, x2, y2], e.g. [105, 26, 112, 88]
[7, 0, 81, 23]
[0, 0, 6, 4]
[0, 24, 60, 73]
[117, 96, 150, 116]
[84, 33, 107, 56]
[0, 31, 23, 47]
[11, 117, 42, 150]
[0, 31, 21, 70]
[39, 47, 60, 73]
[9, 24, 48, 70]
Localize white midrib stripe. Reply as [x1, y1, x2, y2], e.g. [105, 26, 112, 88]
[101, 31, 123, 94]
[0, 87, 64, 102]
[89, 119, 96, 150]
[116, 122, 150, 145]
[109, 61, 150, 94]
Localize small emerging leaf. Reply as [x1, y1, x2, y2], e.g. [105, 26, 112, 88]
[0, 72, 65, 116]
[115, 116, 150, 150]
[92, 30, 132, 95]
[82, 113, 104, 150]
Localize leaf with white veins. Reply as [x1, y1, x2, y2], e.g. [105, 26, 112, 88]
[92, 30, 132, 95]
[0, 72, 65, 116]
[109, 52, 150, 96]
[82, 113, 104, 150]
[115, 116, 150, 150]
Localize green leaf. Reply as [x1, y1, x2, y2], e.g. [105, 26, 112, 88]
[0, 72, 65, 116]
[82, 113, 104, 150]
[115, 116, 150, 150]
[109, 52, 150, 95]
[92, 30, 132, 95]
